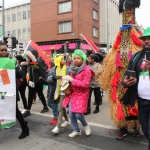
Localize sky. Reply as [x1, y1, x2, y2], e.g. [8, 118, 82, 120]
[3, 0, 150, 29]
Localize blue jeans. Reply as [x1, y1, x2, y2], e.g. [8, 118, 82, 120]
[69, 103, 88, 132]
[48, 103, 58, 119]
[138, 98, 150, 150]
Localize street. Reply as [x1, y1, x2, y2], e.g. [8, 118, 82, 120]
[0, 88, 148, 150]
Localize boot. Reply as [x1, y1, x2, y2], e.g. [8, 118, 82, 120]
[93, 106, 99, 114]
[19, 121, 29, 139]
[84, 108, 91, 115]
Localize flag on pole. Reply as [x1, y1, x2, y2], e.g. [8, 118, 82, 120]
[80, 34, 99, 53]
[0, 58, 16, 129]
[23, 40, 51, 70]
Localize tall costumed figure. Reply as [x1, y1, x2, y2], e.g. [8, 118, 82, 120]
[99, 0, 143, 139]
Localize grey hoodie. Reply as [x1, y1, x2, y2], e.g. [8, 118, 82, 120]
[88, 62, 101, 88]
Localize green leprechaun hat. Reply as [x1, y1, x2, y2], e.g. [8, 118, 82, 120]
[139, 27, 150, 39]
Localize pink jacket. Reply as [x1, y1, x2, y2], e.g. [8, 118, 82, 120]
[62, 64, 93, 113]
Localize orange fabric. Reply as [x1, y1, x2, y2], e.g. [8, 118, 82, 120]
[0, 70, 10, 85]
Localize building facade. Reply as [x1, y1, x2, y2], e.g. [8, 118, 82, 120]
[31, 0, 100, 50]
[0, 0, 31, 43]
[100, 0, 122, 47]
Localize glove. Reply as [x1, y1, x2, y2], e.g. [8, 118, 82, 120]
[62, 75, 73, 82]
[60, 79, 69, 87]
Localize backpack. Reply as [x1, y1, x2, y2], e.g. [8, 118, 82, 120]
[37, 57, 48, 79]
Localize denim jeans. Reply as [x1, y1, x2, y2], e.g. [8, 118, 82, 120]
[138, 98, 150, 150]
[69, 103, 88, 132]
[48, 103, 58, 119]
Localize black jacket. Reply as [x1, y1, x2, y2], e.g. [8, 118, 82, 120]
[121, 49, 146, 106]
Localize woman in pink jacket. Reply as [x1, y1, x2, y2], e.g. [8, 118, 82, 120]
[62, 49, 93, 138]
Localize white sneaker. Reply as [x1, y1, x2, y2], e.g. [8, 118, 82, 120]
[21, 109, 27, 114]
[52, 126, 59, 134]
[84, 124, 91, 136]
[61, 121, 70, 128]
[69, 131, 82, 138]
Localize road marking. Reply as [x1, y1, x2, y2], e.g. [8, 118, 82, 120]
[26, 110, 117, 130]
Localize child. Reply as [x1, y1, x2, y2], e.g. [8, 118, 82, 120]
[47, 55, 69, 125]
[62, 49, 93, 138]
[86, 54, 102, 115]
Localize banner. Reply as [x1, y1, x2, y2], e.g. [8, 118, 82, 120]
[0, 58, 16, 129]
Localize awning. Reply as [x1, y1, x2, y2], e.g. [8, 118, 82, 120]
[69, 43, 76, 49]
[39, 45, 50, 51]
[50, 43, 76, 50]
[81, 43, 92, 50]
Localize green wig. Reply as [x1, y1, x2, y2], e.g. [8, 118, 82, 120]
[72, 49, 87, 61]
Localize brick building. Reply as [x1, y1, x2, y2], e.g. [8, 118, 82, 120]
[31, 0, 100, 52]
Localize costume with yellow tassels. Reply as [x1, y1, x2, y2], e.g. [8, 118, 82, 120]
[99, 0, 142, 129]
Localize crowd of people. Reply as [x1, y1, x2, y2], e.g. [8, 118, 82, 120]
[1, 28, 150, 150]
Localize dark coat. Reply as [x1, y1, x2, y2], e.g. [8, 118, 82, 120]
[121, 49, 145, 106]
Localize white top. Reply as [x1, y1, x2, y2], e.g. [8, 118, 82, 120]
[138, 60, 150, 100]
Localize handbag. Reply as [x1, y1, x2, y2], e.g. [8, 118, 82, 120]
[28, 68, 35, 88]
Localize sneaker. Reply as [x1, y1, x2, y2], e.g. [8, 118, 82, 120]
[61, 121, 70, 128]
[41, 107, 49, 113]
[21, 109, 27, 114]
[84, 124, 91, 136]
[50, 118, 58, 125]
[52, 126, 59, 134]
[133, 130, 140, 137]
[23, 111, 30, 117]
[5, 124, 15, 129]
[116, 131, 128, 140]
[69, 130, 82, 138]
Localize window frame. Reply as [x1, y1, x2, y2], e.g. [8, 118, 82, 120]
[18, 29, 21, 37]
[93, 0, 98, 4]
[7, 15, 11, 23]
[28, 10, 30, 19]
[58, 0, 72, 14]
[58, 20, 72, 34]
[23, 11, 26, 20]
[12, 30, 16, 37]
[12, 13, 16, 22]
[93, 26, 98, 38]
[17, 12, 21, 21]
[93, 9, 98, 21]
[23, 28, 26, 36]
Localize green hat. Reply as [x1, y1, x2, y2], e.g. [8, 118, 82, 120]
[139, 27, 150, 39]
[72, 49, 87, 61]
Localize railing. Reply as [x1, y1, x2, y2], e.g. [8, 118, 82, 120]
[5, 0, 30, 9]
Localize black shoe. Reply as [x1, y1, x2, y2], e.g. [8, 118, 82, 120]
[93, 106, 99, 114]
[84, 108, 91, 115]
[23, 111, 30, 117]
[19, 121, 29, 139]
[41, 107, 49, 113]
[99, 101, 102, 105]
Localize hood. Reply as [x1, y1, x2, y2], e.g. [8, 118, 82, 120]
[26, 50, 38, 62]
[54, 55, 64, 67]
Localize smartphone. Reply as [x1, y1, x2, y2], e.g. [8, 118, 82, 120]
[55, 76, 62, 80]
[126, 70, 136, 78]
[146, 51, 150, 61]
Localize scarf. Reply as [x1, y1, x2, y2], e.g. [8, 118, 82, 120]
[54, 56, 66, 100]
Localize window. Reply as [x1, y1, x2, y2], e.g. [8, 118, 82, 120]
[23, 28, 26, 36]
[18, 29, 21, 37]
[17, 12, 21, 21]
[93, 10, 98, 20]
[7, 31, 11, 36]
[28, 27, 30, 35]
[28, 10, 30, 19]
[12, 30, 16, 37]
[59, 1, 71, 13]
[7, 15, 11, 23]
[23, 11, 26, 19]
[93, 0, 98, 3]
[59, 21, 71, 33]
[93, 27, 98, 37]
[12, 14, 16, 22]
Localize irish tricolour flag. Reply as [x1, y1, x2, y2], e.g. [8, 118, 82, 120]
[0, 58, 16, 129]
